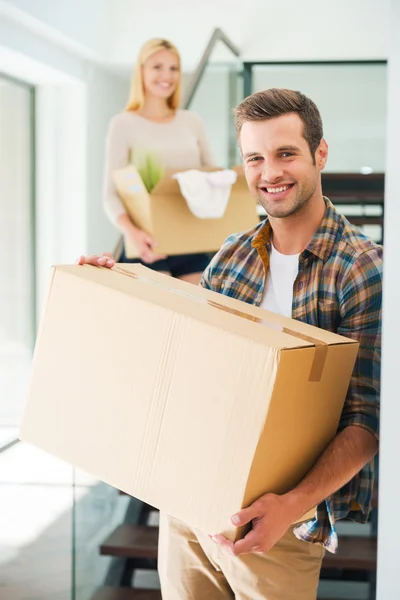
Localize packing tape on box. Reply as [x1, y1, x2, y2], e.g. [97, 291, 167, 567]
[112, 266, 328, 382]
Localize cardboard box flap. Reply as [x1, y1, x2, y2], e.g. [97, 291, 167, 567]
[150, 169, 183, 196]
[55, 265, 312, 351]
[57, 266, 356, 360]
[121, 264, 358, 348]
[113, 165, 149, 195]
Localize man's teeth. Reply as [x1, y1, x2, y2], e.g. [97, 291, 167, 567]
[266, 185, 291, 194]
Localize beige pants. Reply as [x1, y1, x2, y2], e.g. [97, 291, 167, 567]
[158, 513, 325, 600]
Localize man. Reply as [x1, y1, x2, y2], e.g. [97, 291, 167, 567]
[79, 88, 382, 600]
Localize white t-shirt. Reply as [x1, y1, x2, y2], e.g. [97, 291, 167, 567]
[259, 244, 300, 318]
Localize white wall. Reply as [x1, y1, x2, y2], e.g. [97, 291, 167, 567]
[0, 0, 111, 59]
[189, 68, 231, 167]
[243, 0, 390, 62]
[0, 0, 391, 74]
[377, 0, 400, 598]
[34, 83, 88, 312]
[85, 67, 129, 253]
[108, 0, 390, 72]
[0, 12, 128, 319]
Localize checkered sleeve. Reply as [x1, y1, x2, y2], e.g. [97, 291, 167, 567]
[336, 248, 383, 440]
[200, 231, 251, 292]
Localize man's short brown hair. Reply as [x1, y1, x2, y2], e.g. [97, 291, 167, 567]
[234, 88, 323, 160]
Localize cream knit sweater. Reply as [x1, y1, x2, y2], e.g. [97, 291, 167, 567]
[103, 109, 215, 225]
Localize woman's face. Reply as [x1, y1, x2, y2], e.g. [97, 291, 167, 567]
[142, 49, 180, 101]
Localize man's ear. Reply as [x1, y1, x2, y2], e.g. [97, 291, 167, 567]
[316, 139, 328, 170]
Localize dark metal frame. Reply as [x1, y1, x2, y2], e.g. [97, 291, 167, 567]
[183, 27, 241, 108]
[242, 59, 387, 98]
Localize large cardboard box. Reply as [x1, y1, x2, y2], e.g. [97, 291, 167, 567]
[19, 264, 358, 539]
[113, 165, 259, 257]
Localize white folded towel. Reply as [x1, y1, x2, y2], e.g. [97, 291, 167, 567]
[172, 169, 237, 219]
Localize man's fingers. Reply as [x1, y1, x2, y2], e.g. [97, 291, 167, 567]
[232, 530, 262, 556]
[231, 504, 259, 527]
[210, 534, 235, 555]
[83, 255, 103, 265]
[75, 255, 115, 268]
[96, 255, 115, 267]
[211, 531, 264, 556]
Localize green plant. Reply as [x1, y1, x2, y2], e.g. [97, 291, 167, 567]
[131, 150, 165, 193]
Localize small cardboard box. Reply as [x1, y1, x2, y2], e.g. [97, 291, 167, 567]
[19, 264, 358, 539]
[113, 165, 259, 257]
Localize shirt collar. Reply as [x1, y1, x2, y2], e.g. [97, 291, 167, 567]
[251, 197, 340, 264]
[305, 198, 341, 263]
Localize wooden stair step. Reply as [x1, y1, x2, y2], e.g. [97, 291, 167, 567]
[91, 587, 161, 600]
[100, 525, 159, 559]
[322, 536, 377, 571]
[372, 487, 378, 508]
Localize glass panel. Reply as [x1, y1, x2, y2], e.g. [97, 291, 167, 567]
[0, 76, 35, 438]
[73, 469, 131, 600]
[0, 75, 74, 600]
[252, 63, 383, 599]
[186, 39, 243, 168]
[0, 444, 74, 600]
[252, 63, 387, 173]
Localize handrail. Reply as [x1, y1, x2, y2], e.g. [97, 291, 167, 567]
[183, 27, 241, 108]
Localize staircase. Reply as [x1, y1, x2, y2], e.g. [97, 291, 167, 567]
[90, 489, 378, 599]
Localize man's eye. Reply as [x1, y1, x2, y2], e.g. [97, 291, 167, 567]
[249, 156, 261, 162]
[280, 152, 294, 158]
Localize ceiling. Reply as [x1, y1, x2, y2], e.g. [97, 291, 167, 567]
[0, 0, 391, 77]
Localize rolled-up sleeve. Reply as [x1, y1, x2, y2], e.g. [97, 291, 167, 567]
[337, 248, 383, 440]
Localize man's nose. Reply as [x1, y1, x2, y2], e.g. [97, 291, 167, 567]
[261, 160, 284, 183]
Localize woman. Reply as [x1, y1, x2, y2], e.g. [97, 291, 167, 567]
[103, 37, 215, 284]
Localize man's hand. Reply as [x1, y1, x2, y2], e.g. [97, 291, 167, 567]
[211, 426, 378, 557]
[76, 252, 115, 268]
[211, 492, 299, 556]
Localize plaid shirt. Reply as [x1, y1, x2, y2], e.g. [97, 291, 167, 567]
[201, 198, 382, 552]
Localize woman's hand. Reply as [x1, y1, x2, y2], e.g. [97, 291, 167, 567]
[116, 214, 167, 264]
[127, 226, 167, 264]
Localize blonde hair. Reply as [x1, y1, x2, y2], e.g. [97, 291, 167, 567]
[126, 38, 181, 112]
